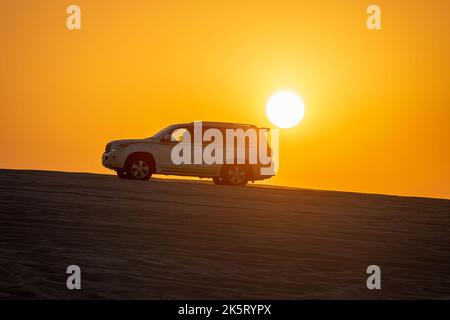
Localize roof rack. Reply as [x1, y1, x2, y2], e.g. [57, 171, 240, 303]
[186, 121, 258, 128]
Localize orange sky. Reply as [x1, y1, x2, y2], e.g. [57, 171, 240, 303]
[1, 0, 449, 199]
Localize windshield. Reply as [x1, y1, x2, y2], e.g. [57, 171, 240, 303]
[146, 125, 175, 140]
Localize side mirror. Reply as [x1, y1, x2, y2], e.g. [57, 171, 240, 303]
[162, 133, 172, 142]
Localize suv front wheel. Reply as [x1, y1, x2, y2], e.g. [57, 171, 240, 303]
[125, 155, 154, 180]
[116, 169, 129, 179]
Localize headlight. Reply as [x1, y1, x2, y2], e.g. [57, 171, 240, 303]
[109, 144, 128, 152]
[105, 143, 112, 152]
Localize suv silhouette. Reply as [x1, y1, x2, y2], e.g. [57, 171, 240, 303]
[102, 122, 275, 185]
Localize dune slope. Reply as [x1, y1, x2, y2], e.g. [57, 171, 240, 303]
[0, 169, 449, 299]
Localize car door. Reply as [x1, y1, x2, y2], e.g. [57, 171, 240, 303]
[158, 125, 198, 175]
[196, 125, 223, 176]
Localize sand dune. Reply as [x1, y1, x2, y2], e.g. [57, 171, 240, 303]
[0, 169, 449, 299]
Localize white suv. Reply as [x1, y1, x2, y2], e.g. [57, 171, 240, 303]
[102, 122, 274, 185]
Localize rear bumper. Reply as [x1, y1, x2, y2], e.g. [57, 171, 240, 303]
[251, 164, 275, 181]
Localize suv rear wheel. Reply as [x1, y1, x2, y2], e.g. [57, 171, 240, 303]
[221, 165, 249, 186]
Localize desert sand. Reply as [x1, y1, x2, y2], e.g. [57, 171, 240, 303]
[0, 169, 449, 299]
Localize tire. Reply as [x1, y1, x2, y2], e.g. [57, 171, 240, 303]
[221, 165, 249, 186]
[125, 154, 154, 180]
[212, 177, 225, 185]
[116, 169, 129, 179]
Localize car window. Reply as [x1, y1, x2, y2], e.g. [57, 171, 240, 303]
[202, 126, 225, 145]
[171, 128, 189, 142]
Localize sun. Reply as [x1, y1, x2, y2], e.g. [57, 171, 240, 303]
[266, 91, 305, 128]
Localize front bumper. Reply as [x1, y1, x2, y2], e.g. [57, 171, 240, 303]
[102, 151, 124, 170]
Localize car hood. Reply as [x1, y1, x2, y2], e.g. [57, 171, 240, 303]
[109, 139, 148, 149]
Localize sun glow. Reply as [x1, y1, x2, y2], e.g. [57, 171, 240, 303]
[266, 91, 305, 129]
